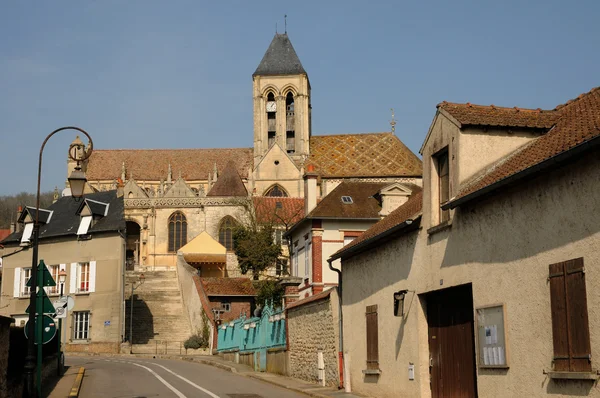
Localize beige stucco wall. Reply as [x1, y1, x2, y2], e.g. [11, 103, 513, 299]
[0, 234, 125, 353]
[342, 150, 600, 397]
[288, 288, 340, 387]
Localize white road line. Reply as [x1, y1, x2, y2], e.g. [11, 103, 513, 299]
[128, 362, 187, 398]
[135, 361, 221, 398]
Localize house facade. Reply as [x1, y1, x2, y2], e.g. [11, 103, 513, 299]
[0, 191, 126, 354]
[333, 87, 600, 397]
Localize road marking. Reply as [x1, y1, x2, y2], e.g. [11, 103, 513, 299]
[138, 361, 221, 398]
[129, 362, 187, 398]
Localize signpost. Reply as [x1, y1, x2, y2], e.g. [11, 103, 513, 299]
[24, 260, 56, 396]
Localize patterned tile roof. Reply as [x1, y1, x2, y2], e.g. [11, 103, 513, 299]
[333, 189, 422, 259]
[207, 160, 248, 197]
[85, 148, 253, 181]
[307, 133, 422, 178]
[200, 277, 256, 296]
[438, 102, 560, 129]
[253, 197, 305, 226]
[451, 86, 600, 204]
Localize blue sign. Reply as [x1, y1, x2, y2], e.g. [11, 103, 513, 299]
[104, 320, 111, 327]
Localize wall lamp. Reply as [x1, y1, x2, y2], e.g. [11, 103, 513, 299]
[394, 289, 409, 317]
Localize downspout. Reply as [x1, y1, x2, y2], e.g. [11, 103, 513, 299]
[328, 258, 344, 390]
[118, 230, 127, 344]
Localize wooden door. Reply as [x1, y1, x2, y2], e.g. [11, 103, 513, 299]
[427, 285, 478, 398]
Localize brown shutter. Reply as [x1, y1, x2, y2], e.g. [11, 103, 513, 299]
[548, 258, 591, 372]
[366, 305, 379, 370]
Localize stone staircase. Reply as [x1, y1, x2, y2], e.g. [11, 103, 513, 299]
[125, 270, 193, 354]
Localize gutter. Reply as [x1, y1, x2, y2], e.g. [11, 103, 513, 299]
[444, 134, 600, 210]
[329, 217, 418, 262]
[327, 258, 344, 390]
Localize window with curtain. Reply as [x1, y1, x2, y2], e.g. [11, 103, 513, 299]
[219, 216, 236, 251]
[168, 212, 187, 252]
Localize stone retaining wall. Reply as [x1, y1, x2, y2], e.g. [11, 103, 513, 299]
[287, 288, 340, 387]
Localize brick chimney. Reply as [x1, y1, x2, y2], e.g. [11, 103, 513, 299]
[304, 164, 318, 214]
[279, 276, 303, 308]
[117, 178, 124, 198]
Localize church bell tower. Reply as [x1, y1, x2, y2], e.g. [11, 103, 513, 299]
[252, 33, 311, 165]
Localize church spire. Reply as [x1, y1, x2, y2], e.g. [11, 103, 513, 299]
[253, 33, 306, 76]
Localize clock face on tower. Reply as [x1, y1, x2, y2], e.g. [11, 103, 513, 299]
[266, 101, 277, 112]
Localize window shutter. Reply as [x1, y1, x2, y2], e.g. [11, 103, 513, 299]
[69, 263, 77, 294]
[89, 261, 97, 293]
[13, 268, 22, 298]
[366, 304, 379, 370]
[549, 258, 591, 372]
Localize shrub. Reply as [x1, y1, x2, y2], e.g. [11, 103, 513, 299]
[183, 334, 207, 350]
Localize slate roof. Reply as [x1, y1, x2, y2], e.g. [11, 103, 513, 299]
[207, 160, 248, 197]
[332, 190, 423, 260]
[449, 86, 600, 206]
[18, 207, 53, 224]
[254, 33, 306, 76]
[307, 133, 422, 178]
[438, 102, 560, 129]
[77, 198, 109, 216]
[1, 191, 125, 245]
[85, 148, 253, 181]
[200, 277, 256, 296]
[253, 197, 305, 225]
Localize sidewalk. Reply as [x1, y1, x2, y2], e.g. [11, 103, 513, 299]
[188, 355, 363, 398]
[43, 365, 80, 398]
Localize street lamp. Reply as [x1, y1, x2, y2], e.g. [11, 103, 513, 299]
[57, 269, 67, 375]
[24, 127, 93, 398]
[129, 273, 145, 352]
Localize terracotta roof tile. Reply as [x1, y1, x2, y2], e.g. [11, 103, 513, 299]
[335, 190, 422, 257]
[200, 277, 256, 296]
[452, 87, 600, 203]
[307, 181, 389, 219]
[85, 148, 253, 181]
[286, 288, 333, 310]
[207, 160, 248, 197]
[306, 133, 422, 178]
[438, 102, 559, 129]
[253, 197, 305, 225]
[0, 229, 11, 242]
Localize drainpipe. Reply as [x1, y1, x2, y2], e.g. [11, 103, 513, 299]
[328, 258, 344, 390]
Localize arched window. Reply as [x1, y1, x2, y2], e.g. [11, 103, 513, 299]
[168, 212, 187, 252]
[266, 92, 276, 148]
[219, 216, 237, 251]
[264, 185, 288, 197]
[286, 92, 295, 154]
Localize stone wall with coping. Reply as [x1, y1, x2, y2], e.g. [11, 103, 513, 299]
[287, 288, 340, 387]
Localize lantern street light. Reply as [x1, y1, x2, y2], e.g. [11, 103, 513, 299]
[24, 127, 93, 398]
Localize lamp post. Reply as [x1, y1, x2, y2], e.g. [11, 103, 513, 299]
[56, 269, 67, 376]
[24, 127, 93, 398]
[129, 273, 145, 352]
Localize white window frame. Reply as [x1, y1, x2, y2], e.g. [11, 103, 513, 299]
[73, 311, 90, 340]
[70, 261, 96, 294]
[44, 264, 60, 295]
[221, 302, 231, 312]
[21, 223, 34, 245]
[20, 268, 32, 297]
[77, 215, 93, 235]
[293, 243, 299, 277]
[305, 241, 312, 278]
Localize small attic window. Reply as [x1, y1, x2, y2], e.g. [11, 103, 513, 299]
[21, 223, 34, 245]
[341, 196, 353, 204]
[77, 216, 93, 235]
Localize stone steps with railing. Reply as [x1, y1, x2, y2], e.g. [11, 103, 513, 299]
[124, 270, 193, 351]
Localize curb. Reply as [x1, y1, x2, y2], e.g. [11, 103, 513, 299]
[245, 373, 334, 398]
[68, 367, 85, 398]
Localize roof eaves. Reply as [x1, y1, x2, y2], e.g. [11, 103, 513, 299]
[330, 215, 421, 262]
[444, 133, 600, 210]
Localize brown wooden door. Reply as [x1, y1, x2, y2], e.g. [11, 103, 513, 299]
[427, 284, 478, 398]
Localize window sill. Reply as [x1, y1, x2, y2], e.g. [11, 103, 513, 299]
[69, 339, 91, 345]
[427, 220, 452, 235]
[545, 371, 599, 381]
[74, 292, 91, 296]
[362, 369, 382, 375]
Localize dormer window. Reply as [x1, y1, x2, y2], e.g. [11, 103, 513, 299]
[434, 148, 450, 224]
[21, 223, 34, 245]
[76, 198, 109, 237]
[17, 207, 53, 246]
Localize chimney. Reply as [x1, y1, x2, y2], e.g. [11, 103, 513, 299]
[10, 222, 16, 233]
[304, 164, 318, 214]
[16, 206, 23, 233]
[117, 178, 124, 198]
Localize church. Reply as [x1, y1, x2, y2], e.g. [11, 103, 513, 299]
[67, 33, 422, 275]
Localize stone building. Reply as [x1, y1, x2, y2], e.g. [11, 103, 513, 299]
[331, 86, 600, 397]
[67, 32, 422, 275]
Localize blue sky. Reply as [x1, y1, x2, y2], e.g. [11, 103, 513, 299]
[0, 0, 598, 195]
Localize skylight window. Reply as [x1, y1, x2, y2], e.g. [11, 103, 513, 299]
[341, 196, 353, 204]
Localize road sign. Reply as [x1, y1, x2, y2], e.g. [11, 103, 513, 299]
[24, 315, 57, 344]
[25, 288, 56, 315]
[26, 260, 56, 288]
[53, 298, 68, 319]
[66, 295, 75, 311]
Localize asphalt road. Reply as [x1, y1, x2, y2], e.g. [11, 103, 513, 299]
[67, 356, 306, 398]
